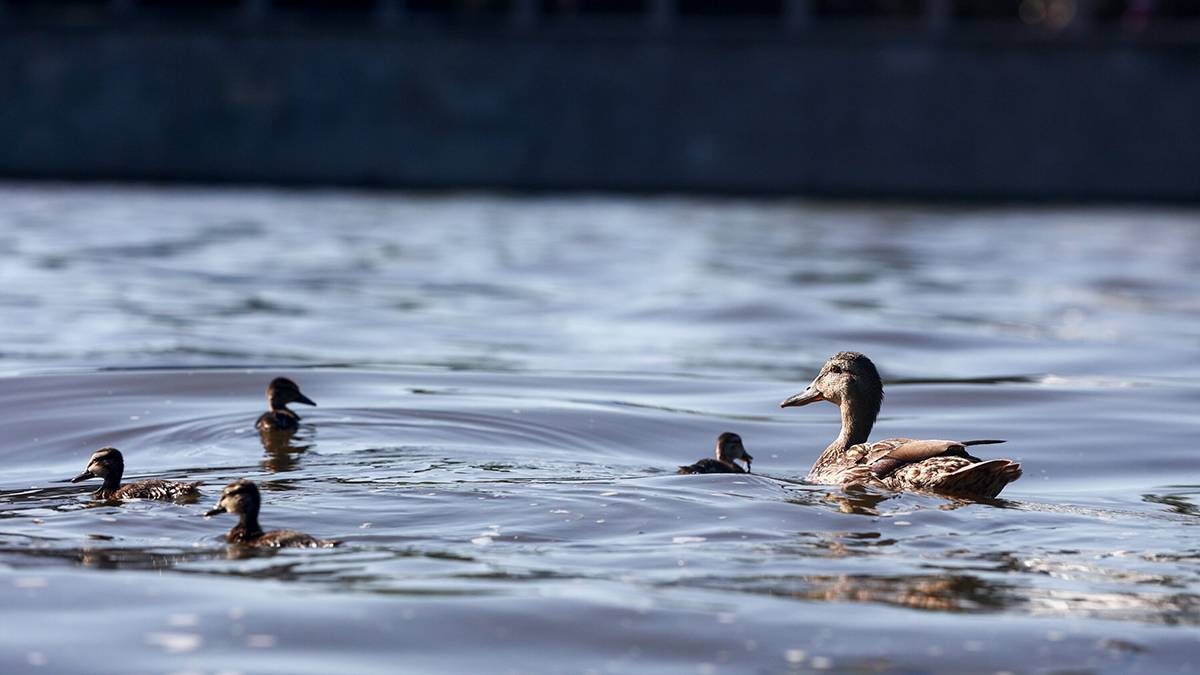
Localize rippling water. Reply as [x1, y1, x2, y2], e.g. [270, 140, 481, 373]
[1, 184, 1198, 673]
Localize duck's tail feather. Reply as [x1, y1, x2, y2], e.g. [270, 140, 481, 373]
[934, 459, 1022, 499]
[961, 439, 1006, 446]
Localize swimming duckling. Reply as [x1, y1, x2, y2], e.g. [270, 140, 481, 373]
[678, 432, 754, 474]
[255, 377, 316, 432]
[70, 447, 201, 501]
[205, 479, 338, 548]
[780, 351, 1021, 499]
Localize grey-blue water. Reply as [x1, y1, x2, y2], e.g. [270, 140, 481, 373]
[1, 184, 1198, 673]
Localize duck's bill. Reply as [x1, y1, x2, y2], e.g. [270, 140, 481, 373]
[204, 506, 226, 517]
[69, 471, 94, 483]
[295, 394, 317, 406]
[780, 387, 825, 408]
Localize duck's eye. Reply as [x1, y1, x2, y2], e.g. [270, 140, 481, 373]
[827, 365, 843, 374]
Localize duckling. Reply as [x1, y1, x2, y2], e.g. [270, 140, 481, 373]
[204, 479, 338, 548]
[678, 432, 754, 474]
[780, 352, 1021, 499]
[255, 377, 316, 433]
[69, 447, 201, 501]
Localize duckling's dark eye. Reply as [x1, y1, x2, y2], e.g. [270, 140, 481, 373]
[828, 365, 843, 374]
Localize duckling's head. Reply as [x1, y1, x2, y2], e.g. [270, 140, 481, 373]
[780, 351, 883, 415]
[716, 431, 753, 471]
[266, 377, 316, 410]
[70, 447, 124, 483]
[205, 479, 261, 518]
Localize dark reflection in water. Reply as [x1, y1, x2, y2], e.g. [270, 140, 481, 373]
[676, 571, 1200, 626]
[0, 543, 221, 571]
[699, 573, 1022, 613]
[1143, 489, 1200, 518]
[784, 483, 894, 516]
[259, 429, 313, 473]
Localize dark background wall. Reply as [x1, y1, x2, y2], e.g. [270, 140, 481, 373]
[1, 3, 1198, 200]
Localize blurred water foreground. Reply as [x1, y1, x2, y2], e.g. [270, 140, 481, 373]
[2, 0, 1200, 200]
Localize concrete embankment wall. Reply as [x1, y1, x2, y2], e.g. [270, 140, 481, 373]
[1, 22, 1198, 200]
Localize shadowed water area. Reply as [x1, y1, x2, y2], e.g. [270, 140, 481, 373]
[1, 184, 1198, 673]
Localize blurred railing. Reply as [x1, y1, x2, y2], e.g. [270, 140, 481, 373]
[2, 0, 1199, 198]
[2, 0, 1199, 39]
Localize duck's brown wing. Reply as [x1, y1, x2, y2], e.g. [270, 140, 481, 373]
[865, 439, 1004, 478]
[927, 459, 1022, 499]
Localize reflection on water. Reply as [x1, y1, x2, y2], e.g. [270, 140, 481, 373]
[1143, 489, 1200, 518]
[680, 570, 1200, 626]
[707, 573, 1021, 613]
[259, 429, 312, 473]
[0, 543, 221, 571]
[808, 486, 896, 515]
[0, 186, 1199, 672]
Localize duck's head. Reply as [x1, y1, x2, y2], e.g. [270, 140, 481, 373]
[266, 377, 316, 410]
[716, 431, 753, 471]
[780, 351, 883, 414]
[70, 447, 124, 483]
[205, 479, 261, 518]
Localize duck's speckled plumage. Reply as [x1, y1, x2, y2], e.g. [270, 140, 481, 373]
[781, 352, 1021, 499]
[679, 432, 753, 475]
[206, 479, 338, 549]
[255, 377, 316, 433]
[70, 447, 201, 501]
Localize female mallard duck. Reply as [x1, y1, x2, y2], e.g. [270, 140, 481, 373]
[679, 432, 754, 474]
[780, 351, 1021, 499]
[255, 377, 316, 433]
[205, 479, 338, 548]
[70, 447, 201, 501]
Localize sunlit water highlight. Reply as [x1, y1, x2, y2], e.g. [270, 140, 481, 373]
[1, 185, 1198, 673]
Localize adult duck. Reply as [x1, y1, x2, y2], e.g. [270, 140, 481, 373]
[780, 352, 1021, 499]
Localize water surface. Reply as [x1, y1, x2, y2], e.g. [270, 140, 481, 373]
[1, 185, 1198, 673]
